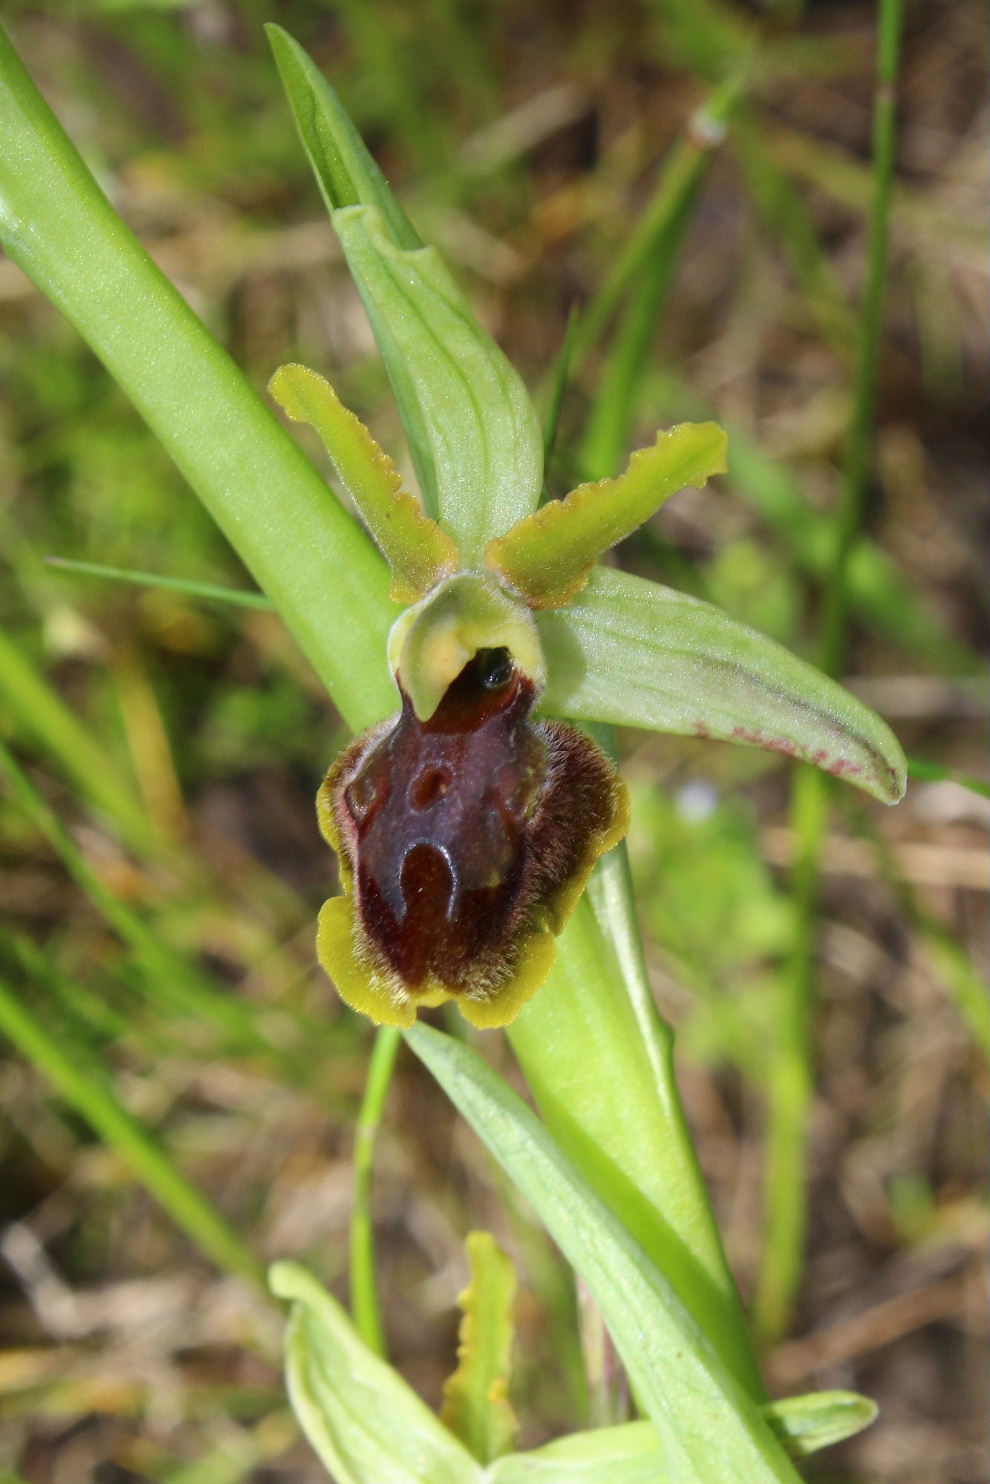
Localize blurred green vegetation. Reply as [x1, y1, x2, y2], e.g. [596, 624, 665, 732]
[0, 2, 986, 1481]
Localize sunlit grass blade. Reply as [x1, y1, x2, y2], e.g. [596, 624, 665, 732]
[572, 76, 742, 375]
[538, 567, 906, 803]
[405, 1022, 801, 1483]
[0, 738, 290, 1061]
[0, 954, 263, 1289]
[46, 555, 273, 609]
[0, 624, 153, 852]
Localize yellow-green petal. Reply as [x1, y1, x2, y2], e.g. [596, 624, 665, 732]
[486, 422, 727, 608]
[270, 362, 459, 602]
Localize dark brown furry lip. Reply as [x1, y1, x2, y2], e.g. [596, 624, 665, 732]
[324, 646, 623, 1000]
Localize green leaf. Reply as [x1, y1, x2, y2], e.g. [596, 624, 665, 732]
[487, 1386, 877, 1482]
[265, 23, 421, 247]
[404, 1023, 802, 1484]
[0, 21, 397, 738]
[539, 567, 906, 804]
[269, 363, 460, 601]
[490, 1421, 667, 1483]
[441, 1232, 519, 1464]
[270, 1262, 483, 1484]
[332, 203, 543, 556]
[508, 899, 764, 1401]
[763, 1390, 878, 1457]
[487, 423, 727, 608]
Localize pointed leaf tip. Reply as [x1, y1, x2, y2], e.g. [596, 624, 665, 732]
[269, 362, 459, 601]
[539, 568, 907, 804]
[487, 421, 727, 608]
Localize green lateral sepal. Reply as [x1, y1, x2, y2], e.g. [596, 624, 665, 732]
[486, 421, 728, 608]
[441, 1232, 519, 1464]
[269, 363, 460, 602]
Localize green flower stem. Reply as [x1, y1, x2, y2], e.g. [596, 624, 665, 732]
[0, 22, 398, 735]
[350, 1026, 402, 1357]
[508, 897, 766, 1400]
[0, 953, 264, 1290]
[754, 0, 905, 1340]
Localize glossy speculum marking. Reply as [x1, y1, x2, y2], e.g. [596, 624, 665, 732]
[317, 648, 629, 1028]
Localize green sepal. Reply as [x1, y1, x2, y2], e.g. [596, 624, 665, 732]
[441, 1231, 520, 1464]
[332, 203, 544, 556]
[269, 363, 460, 602]
[487, 422, 727, 608]
[538, 567, 907, 804]
[269, 1261, 483, 1484]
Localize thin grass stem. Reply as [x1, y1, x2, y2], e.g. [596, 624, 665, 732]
[349, 1025, 402, 1356]
[0, 953, 264, 1290]
[754, 0, 905, 1340]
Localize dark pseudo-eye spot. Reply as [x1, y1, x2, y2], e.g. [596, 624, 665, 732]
[409, 762, 452, 810]
[344, 767, 385, 824]
[477, 646, 514, 690]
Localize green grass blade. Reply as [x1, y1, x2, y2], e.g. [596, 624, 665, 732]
[755, 0, 907, 1341]
[405, 1022, 802, 1483]
[0, 955, 263, 1289]
[0, 624, 153, 851]
[572, 77, 742, 377]
[0, 738, 284, 1058]
[0, 21, 397, 737]
[46, 555, 273, 608]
